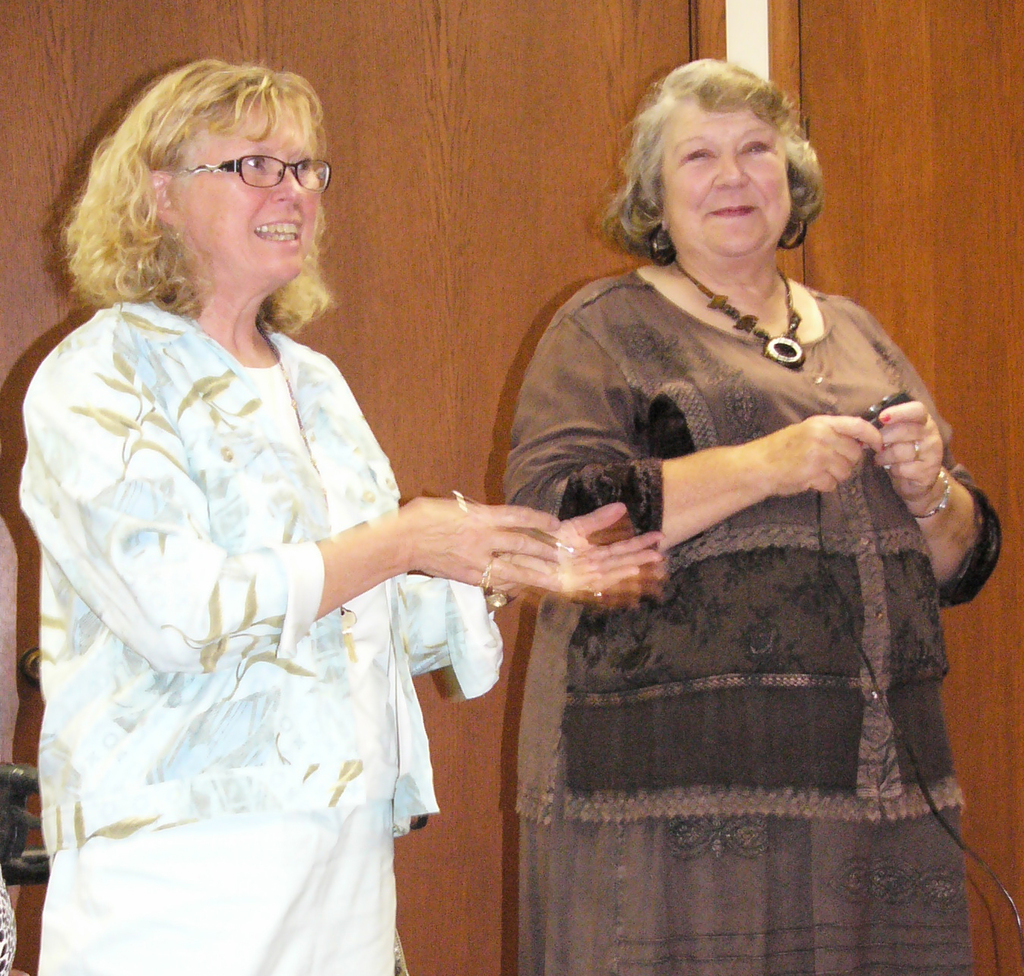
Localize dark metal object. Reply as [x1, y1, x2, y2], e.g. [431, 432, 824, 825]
[861, 391, 912, 428]
[17, 647, 40, 686]
[0, 764, 48, 885]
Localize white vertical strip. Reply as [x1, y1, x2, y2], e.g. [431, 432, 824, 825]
[725, 0, 771, 80]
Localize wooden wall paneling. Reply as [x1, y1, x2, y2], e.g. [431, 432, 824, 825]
[767, 0, 805, 285]
[1001, 2, 1024, 931]
[768, 0, 801, 98]
[330, 4, 695, 970]
[800, 3, 1024, 973]
[1, 0, 694, 972]
[690, 0, 726, 60]
[930, 6, 1024, 966]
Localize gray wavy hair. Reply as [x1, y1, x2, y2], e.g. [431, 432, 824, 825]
[602, 59, 823, 262]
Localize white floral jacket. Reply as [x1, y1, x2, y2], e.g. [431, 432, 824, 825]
[20, 303, 501, 852]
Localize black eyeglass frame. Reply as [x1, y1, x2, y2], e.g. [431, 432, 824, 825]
[181, 155, 332, 192]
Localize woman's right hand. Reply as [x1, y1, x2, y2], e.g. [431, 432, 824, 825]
[401, 498, 665, 607]
[399, 495, 565, 591]
[318, 497, 654, 617]
[751, 415, 883, 496]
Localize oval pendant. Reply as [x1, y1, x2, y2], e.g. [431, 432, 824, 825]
[764, 335, 805, 369]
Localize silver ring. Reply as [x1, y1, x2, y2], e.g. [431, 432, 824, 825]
[480, 558, 508, 609]
[486, 589, 508, 610]
[913, 441, 921, 461]
[453, 490, 469, 513]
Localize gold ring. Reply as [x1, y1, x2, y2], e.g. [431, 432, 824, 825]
[913, 441, 920, 461]
[453, 490, 469, 513]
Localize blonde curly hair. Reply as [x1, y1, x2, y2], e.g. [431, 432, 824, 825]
[65, 59, 332, 334]
[603, 59, 824, 262]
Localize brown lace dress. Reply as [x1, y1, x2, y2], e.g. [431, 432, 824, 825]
[505, 273, 1000, 976]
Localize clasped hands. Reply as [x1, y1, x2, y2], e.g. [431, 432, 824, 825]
[768, 398, 946, 517]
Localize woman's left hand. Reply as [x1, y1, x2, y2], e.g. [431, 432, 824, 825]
[552, 503, 666, 607]
[871, 399, 946, 516]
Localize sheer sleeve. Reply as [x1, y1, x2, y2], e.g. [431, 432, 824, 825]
[505, 317, 663, 531]
[938, 477, 1001, 607]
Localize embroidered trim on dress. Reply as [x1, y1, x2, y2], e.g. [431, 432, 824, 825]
[566, 671, 858, 708]
[667, 815, 769, 860]
[548, 776, 963, 825]
[830, 856, 965, 912]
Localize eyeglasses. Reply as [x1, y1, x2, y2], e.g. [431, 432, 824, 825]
[180, 155, 332, 192]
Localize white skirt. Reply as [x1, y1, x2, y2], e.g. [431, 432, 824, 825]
[38, 802, 396, 976]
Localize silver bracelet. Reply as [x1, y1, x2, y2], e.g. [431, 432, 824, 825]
[914, 469, 950, 519]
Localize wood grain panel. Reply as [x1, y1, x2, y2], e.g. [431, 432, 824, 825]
[0, 1, 693, 973]
[320, 5, 693, 970]
[691, 0, 726, 60]
[768, 0, 806, 291]
[768, 0, 801, 99]
[801, 3, 1024, 973]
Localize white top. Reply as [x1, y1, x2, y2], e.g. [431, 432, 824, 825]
[21, 303, 502, 850]
[247, 363, 400, 801]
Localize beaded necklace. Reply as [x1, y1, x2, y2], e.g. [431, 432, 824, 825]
[676, 264, 805, 369]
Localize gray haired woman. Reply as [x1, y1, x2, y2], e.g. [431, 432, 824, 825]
[506, 59, 999, 976]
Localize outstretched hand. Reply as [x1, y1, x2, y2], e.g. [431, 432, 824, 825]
[402, 495, 564, 591]
[406, 498, 665, 610]
[552, 503, 666, 608]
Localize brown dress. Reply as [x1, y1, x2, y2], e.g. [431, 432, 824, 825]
[505, 272, 1000, 976]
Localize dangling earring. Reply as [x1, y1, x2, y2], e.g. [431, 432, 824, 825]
[648, 226, 676, 265]
[778, 219, 808, 250]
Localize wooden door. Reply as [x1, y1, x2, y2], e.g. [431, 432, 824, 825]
[0, 2, 694, 972]
[798, 3, 1024, 973]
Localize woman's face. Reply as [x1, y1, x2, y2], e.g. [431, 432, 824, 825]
[154, 123, 321, 313]
[659, 100, 791, 269]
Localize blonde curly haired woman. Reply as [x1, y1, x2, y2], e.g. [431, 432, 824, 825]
[21, 59, 661, 976]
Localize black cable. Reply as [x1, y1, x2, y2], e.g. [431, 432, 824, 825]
[816, 490, 1024, 975]
[860, 648, 1024, 975]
